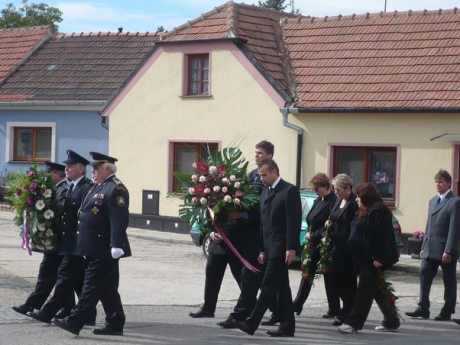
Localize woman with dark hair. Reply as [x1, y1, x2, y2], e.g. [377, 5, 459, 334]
[293, 173, 338, 318]
[325, 174, 358, 326]
[338, 183, 400, 333]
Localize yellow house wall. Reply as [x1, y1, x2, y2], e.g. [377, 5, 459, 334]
[108, 44, 298, 218]
[298, 113, 460, 234]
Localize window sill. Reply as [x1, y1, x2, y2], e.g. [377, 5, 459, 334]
[179, 94, 213, 99]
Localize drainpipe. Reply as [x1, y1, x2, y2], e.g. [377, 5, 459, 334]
[280, 108, 303, 188]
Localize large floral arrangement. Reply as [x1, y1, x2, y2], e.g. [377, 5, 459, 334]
[174, 147, 261, 231]
[301, 234, 333, 283]
[7, 163, 62, 254]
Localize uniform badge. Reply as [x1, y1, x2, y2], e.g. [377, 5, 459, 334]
[92, 206, 99, 215]
[116, 196, 126, 207]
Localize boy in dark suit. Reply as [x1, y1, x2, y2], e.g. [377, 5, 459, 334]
[236, 159, 301, 337]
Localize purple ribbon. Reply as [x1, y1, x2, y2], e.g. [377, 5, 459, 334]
[213, 221, 261, 274]
[21, 210, 32, 255]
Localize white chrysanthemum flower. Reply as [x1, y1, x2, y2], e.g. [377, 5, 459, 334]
[45, 229, 53, 237]
[43, 209, 54, 219]
[35, 199, 46, 211]
[36, 223, 46, 231]
[43, 189, 52, 198]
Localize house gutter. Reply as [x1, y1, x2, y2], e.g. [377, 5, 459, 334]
[0, 100, 105, 107]
[280, 107, 302, 188]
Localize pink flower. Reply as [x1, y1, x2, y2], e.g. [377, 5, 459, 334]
[234, 181, 241, 188]
[191, 197, 198, 203]
[218, 165, 226, 176]
[199, 176, 206, 182]
[27, 196, 34, 205]
[204, 188, 211, 194]
[200, 197, 207, 205]
[230, 175, 236, 181]
[209, 166, 217, 174]
[235, 190, 243, 197]
[29, 182, 38, 191]
[222, 177, 229, 184]
[223, 195, 232, 202]
[15, 189, 22, 196]
[234, 198, 241, 205]
[27, 171, 35, 178]
[191, 175, 198, 182]
[188, 187, 195, 194]
[213, 186, 221, 192]
[222, 186, 228, 193]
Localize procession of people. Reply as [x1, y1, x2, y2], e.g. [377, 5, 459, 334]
[9, 142, 460, 339]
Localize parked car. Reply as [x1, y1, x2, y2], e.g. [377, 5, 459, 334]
[392, 215, 404, 257]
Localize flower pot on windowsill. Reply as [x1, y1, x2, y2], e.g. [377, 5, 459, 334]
[408, 237, 423, 259]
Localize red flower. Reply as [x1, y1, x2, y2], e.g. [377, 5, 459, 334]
[303, 274, 310, 281]
[218, 164, 226, 176]
[195, 162, 208, 175]
[193, 184, 205, 196]
[235, 190, 243, 197]
[391, 296, 396, 303]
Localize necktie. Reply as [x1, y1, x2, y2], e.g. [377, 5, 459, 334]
[67, 183, 74, 197]
[436, 197, 441, 205]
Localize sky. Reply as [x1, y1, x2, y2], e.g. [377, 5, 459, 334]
[3, 0, 460, 33]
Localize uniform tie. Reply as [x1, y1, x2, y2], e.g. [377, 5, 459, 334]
[67, 183, 74, 197]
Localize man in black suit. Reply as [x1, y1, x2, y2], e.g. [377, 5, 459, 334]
[11, 162, 68, 316]
[236, 158, 301, 337]
[53, 152, 131, 336]
[216, 140, 274, 327]
[29, 150, 93, 323]
[406, 169, 460, 321]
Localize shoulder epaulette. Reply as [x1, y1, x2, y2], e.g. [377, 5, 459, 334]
[112, 177, 123, 185]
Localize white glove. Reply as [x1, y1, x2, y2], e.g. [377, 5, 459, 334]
[111, 247, 124, 259]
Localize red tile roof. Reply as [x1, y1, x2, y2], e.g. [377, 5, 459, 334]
[282, 8, 460, 110]
[0, 31, 159, 102]
[0, 26, 52, 83]
[162, 1, 299, 99]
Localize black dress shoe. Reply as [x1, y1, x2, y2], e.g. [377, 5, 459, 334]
[434, 313, 451, 321]
[405, 308, 430, 319]
[261, 314, 279, 326]
[453, 319, 460, 325]
[11, 304, 33, 316]
[217, 318, 237, 329]
[189, 309, 214, 318]
[266, 328, 294, 337]
[54, 308, 70, 319]
[235, 320, 256, 336]
[93, 326, 123, 336]
[85, 320, 96, 326]
[52, 318, 80, 336]
[29, 311, 52, 324]
[332, 318, 343, 326]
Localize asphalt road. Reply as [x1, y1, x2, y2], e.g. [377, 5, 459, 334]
[0, 211, 459, 344]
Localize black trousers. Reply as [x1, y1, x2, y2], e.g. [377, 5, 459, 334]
[40, 255, 86, 318]
[68, 257, 125, 331]
[202, 251, 242, 313]
[330, 242, 357, 321]
[344, 263, 399, 330]
[419, 257, 457, 314]
[24, 252, 62, 309]
[229, 231, 264, 321]
[248, 257, 295, 331]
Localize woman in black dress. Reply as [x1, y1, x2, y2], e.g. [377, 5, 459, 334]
[325, 174, 358, 325]
[338, 183, 400, 333]
[293, 173, 338, 317]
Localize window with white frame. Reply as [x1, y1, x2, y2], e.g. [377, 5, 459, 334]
[7, 122, 55, 162]
[332, 146, 397, 205]
[185, 54, 210, 96]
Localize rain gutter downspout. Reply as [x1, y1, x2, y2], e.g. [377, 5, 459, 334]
[280, 108, 302, 188]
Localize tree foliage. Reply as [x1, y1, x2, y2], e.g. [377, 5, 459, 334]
[0, 0, 62, 30]
[258, 0, 287, 11]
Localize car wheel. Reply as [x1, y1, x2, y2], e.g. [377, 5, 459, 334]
[202, 232, 211, 259]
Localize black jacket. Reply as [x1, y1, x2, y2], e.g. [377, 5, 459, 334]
[307, 191, 337, 244]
